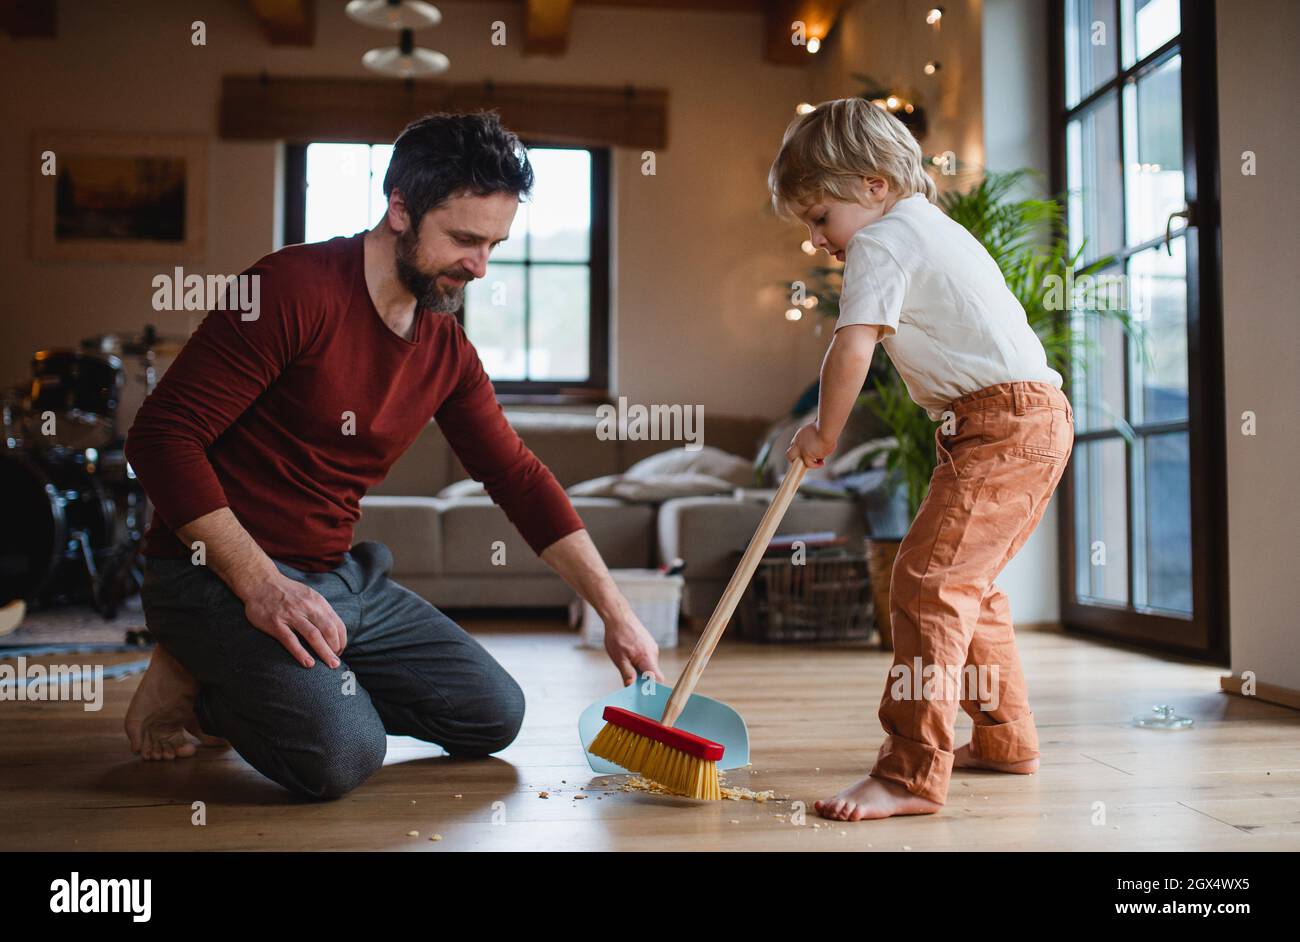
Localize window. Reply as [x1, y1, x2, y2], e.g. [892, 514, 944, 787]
[284, 141, 609, 399]
[1052, 0, 1227, 657]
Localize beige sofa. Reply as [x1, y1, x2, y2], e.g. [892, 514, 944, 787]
[354, 408, 865, 617]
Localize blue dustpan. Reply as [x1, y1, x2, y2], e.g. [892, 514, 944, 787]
[578, 682, 750, 774]
[578, 460, 812, 777]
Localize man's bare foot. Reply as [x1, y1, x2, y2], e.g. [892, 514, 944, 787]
[953, 742, 1039, 774]
[814, 775, 943, 821]
[124, 646, 227, 760]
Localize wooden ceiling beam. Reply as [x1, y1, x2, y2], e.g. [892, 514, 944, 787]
[219, 74, 670, 150]
[524, 0, 575, 56]
[0, 0, 55, 38]
[763, 0, 845, 66]
[249, 0, 315, 46]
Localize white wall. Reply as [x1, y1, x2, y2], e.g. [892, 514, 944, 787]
[981, 0, 1059, 625]
[1216, 0, 1300, 690]
[813, 0, 986, 189]
[982, 0, 1051, 181]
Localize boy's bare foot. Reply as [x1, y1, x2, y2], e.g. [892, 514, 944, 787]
[814, 774, 943, 821]
[953, 742, 1039, 774]
[124, 646, 227, 760]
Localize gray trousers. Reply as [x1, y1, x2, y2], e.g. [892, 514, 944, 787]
[140, 541, 525, 799]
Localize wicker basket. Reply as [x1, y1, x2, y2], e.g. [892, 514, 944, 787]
[734, 549, 875, 643]
[865, 538, 901, 651]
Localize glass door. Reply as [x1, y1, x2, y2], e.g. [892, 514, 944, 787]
[1051, 0, 1227, 656]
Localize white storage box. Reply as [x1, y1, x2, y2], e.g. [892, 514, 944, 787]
[576, 568, 684, 649]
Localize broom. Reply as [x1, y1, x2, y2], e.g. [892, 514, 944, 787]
[587, 456, 810, 799]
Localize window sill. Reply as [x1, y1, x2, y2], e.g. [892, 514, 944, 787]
[495, 390, 612, 407]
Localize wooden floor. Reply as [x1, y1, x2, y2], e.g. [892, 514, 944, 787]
[3, 617, 1298, 852]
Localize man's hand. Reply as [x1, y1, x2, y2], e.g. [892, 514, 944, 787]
[786, 422, 837, 470]
[239, 570, 347, 670]
[539, 529, 673, 685]
[176, 507, 347, 670]
[603, 610, 665, 687]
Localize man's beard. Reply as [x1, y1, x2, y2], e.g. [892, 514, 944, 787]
[395, 226, 471, 314]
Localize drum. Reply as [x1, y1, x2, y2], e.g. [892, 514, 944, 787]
[96, 446, 148, 557]
[80, 329, 183, 441]
[29, 349, 123, 450]
[0, 448, 119, 605]
[2, 385, 26, 450]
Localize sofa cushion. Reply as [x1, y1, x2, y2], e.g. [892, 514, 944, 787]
[567, 472, 737, 502]
[623, 444, 756, 485]
[355, 496, 444, 576]
[373, 411, 775, 501]
[436, 477, 488, 499]
[492, 411, 620, 488]
[755, 399, 896, 485]
[369, 422, 454, 497]
[369, 411, 620, 499]
[830, 436, 895, 476]
[439, 496, 655, 576]
[619, 414, 771, 468]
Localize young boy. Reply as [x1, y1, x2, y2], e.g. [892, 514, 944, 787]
[770, 98, 1075, 821]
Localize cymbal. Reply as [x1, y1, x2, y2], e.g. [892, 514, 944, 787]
[81, 329, 185, 358]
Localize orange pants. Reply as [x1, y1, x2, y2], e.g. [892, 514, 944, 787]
[870, 381, 1074, 804]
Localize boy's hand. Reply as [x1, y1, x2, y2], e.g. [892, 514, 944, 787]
[786, 422, 837, 469]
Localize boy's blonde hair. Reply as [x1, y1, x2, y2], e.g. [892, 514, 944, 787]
[768, 97, 937, 223]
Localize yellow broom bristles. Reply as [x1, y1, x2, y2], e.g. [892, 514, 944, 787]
[588, 721, 721, 801]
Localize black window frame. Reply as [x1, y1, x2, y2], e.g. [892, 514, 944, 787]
[1049, 0, 1229, 661]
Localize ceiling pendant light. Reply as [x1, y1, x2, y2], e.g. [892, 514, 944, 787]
[362, 27, 449, 77]
[346, 0, 442, 31]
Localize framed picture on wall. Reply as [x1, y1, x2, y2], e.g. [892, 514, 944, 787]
[30, 131, 207, 262]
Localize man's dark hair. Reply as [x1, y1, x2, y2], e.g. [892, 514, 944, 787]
[383, 110, 534, 226]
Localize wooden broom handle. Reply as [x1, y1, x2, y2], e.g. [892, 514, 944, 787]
[660, 456, 809, 728]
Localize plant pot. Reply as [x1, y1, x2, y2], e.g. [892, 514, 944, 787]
[865, 538, 901, 651]
[860, 466, 913, 541]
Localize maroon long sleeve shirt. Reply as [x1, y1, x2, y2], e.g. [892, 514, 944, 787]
[125, 233, 585, 572]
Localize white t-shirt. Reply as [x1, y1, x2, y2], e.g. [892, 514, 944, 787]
[835, 192, 1063, 419]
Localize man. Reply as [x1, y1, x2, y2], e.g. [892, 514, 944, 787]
[123, 111, 663, 799]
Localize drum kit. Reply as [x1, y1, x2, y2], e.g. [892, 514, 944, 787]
[1, 326, 183, 618]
